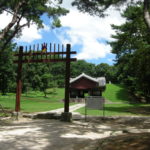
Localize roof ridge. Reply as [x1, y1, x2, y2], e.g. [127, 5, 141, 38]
[70, 73, 98, 83]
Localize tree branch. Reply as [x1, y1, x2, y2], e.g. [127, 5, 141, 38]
[0, 1, 26, 40]
[0, 13, 29, 52]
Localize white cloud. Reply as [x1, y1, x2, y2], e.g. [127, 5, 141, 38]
[0, 11, 50, 43]
[77, 41, 111, 60]
[107, 58, 114, 63]
[56, 4, 125, 60]
[0, 12, 12, 29]
[15, 24, 42, 43]
[15, 23, 50, 43]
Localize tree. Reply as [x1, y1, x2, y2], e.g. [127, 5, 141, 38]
[50, 62, 65, 87]
[22, 63, 49, 91]
[109, 4, 150, 101]
[95, 63, 117, 83]
[0, 0, 68, 52]
[71, 60, 96, 77]
[0, 44, 16, 95]
[72, 0, 150, 31]
[40, 73, 52, 97]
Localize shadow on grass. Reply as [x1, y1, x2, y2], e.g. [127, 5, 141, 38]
[22, 93, 57, 99]
[105, 104, 150, 115]
[115, 84, 131, 102]
[22, 95, 49, 99]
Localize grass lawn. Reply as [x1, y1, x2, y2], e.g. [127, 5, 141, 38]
[103, 84, 130, 102]
[0, 88, 66, 113]
[1, 84, 150, 116]
[76, 103, 150, 116]
[76, 84, 150, 116]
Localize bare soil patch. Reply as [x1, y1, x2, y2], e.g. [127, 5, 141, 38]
[97, 132, 150, 150]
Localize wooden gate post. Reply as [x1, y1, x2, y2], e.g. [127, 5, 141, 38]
[15, 46, 23, 112]
[64, 44, 71, 113]
[61, 44, 72, 121]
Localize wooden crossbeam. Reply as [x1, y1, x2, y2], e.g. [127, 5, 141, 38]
[14, 51, 76, 56]
[14, 58, 77, 63]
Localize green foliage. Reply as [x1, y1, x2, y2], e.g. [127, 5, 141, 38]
[0, 0, 68, 28]
[110, 4, 150, 101]
[0, 0, 68, 51]
[72, 0, 127, 17]
[71, 60, 96, 77]
[71, 60, 117, 83]
[0, 54, 118, 95]
[95, 63, 117, 83]
[0, 44, 16, 95]
[52, 18, 62, 28]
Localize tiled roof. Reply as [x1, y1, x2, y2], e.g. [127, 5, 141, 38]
[70, 73, 106, 87]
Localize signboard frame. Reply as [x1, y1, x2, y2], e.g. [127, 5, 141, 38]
[85, 96, 105, 121]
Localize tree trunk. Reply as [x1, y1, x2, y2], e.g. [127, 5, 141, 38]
[44, 90, 47, 98]
[144, 0, 150, 31]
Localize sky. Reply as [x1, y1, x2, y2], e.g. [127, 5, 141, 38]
[0, 0, 126, 65]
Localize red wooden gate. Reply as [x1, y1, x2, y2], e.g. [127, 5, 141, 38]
[14, 43, 76, 115]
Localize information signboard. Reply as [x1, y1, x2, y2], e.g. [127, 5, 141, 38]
[86, 96, 104, 110]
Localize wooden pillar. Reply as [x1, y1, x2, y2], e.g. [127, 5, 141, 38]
[15, 46, 23, 112]
[64, 44, 71, 113]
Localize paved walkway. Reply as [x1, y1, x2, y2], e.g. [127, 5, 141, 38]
[41, 98, 124, 115]
[44, 98, 124, 114]
[35, 103, 85, 115]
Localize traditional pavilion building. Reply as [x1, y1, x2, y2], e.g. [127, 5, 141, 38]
[70, 73, 106, 99]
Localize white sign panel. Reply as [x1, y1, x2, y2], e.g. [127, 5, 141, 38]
[86, 96, 104, 110]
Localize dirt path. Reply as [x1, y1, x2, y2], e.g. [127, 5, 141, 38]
[0, 119, 102, 150]
[0, 117, 150, 150]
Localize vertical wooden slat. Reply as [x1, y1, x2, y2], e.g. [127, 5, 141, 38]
[29, 45, 32, 63]
[50, 43, 52, 60]
[33, 45, 35, 60]
[58, 44, 60, 59]
[64, 44, 71, 113]
[25, 46, 27, 60]
[33, 44, 35, 51]
[41, 44, 43, 59]
[46, 43, 48, 59]
[62, 44, 64, 60]
[15, 46, 23, 112]
[37, 43, 39, 51]
[29, 45, 31, 51]
[54, 43, 56, 59]
[37, 44, 39, 60]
